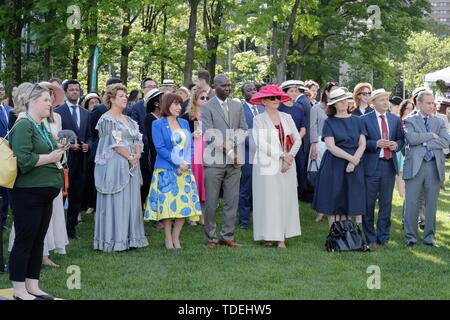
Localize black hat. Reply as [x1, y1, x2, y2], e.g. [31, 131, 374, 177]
[389, 96, 403, 106]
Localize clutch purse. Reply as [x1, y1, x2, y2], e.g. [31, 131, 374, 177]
[285, 134, 294, 153]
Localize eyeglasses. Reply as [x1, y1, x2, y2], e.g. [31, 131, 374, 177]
[200, 96, 209, 101]
[360, 92, 371, 96]
[268, 96, 281, 101]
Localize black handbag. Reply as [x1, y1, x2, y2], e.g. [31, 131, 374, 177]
[306, 159, 319, 190]
[325, 219, 369, 252]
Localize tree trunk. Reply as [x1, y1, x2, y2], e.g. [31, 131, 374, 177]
[43, 46, 51, 80]
[160, 13, 167, 82]
[202, 0, 223, 82]
[294, 32, 304, 80]
[275, 0, 301, 84]
[120, 21, 131, 85]
[71, 29, 81, 79]
[87, 0, 98, 92]
[183, 0, 200, 86]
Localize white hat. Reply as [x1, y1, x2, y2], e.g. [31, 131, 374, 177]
[412, 87, 427, 99]
[327, 88, 352, 106]
[81, 92, 101, 109]
[368, 88, 391, 103]
[280, 80, 307, 91]
[144, 88, 163, 103]
[162, 79, 175, 86]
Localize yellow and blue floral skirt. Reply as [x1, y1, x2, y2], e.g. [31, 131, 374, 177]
[144, 168, 202, 222]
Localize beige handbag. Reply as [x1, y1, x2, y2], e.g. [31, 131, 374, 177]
[0, 122, 20, 188]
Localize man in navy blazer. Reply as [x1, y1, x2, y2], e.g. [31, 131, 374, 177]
[362, 89, 404, 249]
[54, 80, 92, 239]
[0, 84, 12, 230]
[131, 77, 158, 205]
[131, 78, 158, 142]
[238, 83, 264, 229]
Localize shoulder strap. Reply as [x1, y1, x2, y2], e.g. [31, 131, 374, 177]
[0, 118, 29, 145]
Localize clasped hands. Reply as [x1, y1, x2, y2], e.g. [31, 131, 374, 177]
[346, 155, 361, 173]
[376, 139, 398, 151]
[176, 163, 190, 175]
[128, 154, 141, 172]
[281, 153, 294, 173]
[224, 140, 241, 168]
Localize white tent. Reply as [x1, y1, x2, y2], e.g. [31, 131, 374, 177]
[424, 66, 450, 84]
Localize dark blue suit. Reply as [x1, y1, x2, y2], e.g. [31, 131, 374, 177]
[238, 102, 264, 227]
[131, 100, 147, 144]
[0, 104, 12, 228]
[131, 99, 152, 204]
[54, 103, 92, 236]
[362, 111, 404, 245]
[295, 94, 312, 198]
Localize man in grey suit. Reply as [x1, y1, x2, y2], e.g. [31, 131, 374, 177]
[403, 90, 449, 248]
[201, 74, 248, 248]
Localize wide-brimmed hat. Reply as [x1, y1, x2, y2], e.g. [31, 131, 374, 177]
[81, 92, 101, 109]
[389, 96, 403, 106]
[327, 88, 352, 106]
[368, 88, 391, 103]
[250, 84, 291, 105]
[280, 80, 308, 91]
[38, 81, 65, 107]
[144, 88, 163, 103]
[412, 87, 427, 100]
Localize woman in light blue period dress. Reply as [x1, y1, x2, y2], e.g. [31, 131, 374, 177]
[94, 84, 149, 252]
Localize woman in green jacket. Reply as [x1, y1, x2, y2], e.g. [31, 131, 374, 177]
[9, 83, 67, 300]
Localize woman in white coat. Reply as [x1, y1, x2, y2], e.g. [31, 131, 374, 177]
[250, 84, 302, 249]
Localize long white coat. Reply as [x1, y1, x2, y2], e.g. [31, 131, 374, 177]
[251, 111, 302, 241]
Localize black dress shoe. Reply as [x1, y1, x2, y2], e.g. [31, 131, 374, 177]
[424, 242, 440, 248]
[406, 241, 416, 248]
[28, 293, 54, 300]
[13, 295, 40, 300]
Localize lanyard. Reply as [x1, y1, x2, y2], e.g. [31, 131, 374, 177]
[26, 113, 56, 151]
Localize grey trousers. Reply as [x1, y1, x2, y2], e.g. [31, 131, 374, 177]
[404, 160, 441, 244]
[204, 165, 241, 243]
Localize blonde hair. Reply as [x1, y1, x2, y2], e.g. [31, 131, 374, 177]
[103, 83, 128, 109]
[352, 82, 373, 107]
[13, 82, 33, 116]
[187, 89, 206, 120]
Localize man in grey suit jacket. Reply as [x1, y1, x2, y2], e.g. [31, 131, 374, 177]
[403, 90, 449, 248]
[201, 74, 248, 248]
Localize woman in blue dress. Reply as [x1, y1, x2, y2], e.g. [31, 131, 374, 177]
[278, 89, 306, 197]
[312, 88, 367, 229]
[144, 93, 202, 249]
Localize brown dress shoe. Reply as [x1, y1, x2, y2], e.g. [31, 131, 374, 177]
[219, 240, 241, 247]
[207, 242, 217, 248]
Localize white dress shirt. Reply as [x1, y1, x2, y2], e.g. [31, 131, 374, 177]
[375, 110, 390, 158]
[66, 100, 81, 128]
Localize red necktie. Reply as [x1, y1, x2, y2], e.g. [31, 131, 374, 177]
[380, 115, 391, 159]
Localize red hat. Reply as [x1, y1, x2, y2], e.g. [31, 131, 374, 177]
[250, 84, 291, 105]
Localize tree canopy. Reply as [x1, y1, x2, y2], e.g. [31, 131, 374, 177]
[0, 0, 446, 96]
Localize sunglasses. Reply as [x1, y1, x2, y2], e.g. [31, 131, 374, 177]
[360, 92, 371, 96]
[268, 96, 281, 101]
[200, 96, 209, 101]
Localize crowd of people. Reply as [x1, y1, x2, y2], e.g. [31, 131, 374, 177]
[0, 70, 449, 300]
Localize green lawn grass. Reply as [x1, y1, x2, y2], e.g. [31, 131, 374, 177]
[1, 173, 450, 300]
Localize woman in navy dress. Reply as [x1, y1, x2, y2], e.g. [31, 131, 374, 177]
[278, 95, 306, 197]
[312, 88, 367, 229]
